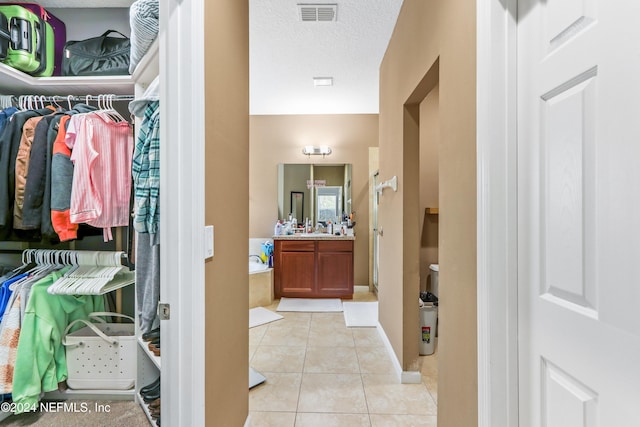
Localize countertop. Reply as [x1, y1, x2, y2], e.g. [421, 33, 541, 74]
[273, 234, 355, 241]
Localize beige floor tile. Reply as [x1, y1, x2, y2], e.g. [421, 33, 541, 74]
[356, 346, 397, 374]
[261, 324, 310, 346]
[250, 324, 269, 346]
[249, 372, 302, 412]
[422, 374, 438, 403]
[249, 411, 297, 427]
[308, 324, 354, 347]
[249, 345, 258, 361]
[353, 328, 385, 348]
[304, 346, 359, 374]
[310, 312, 347, 327]
[251, 345, 306, 373]
[295, 413, 371, 427]
[268, 312, 312, 329]
[298, 373, 368, 413]
[369, 414, 437, 427]
[362, 374, 437, 416]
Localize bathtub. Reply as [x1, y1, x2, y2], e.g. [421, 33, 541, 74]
[249, 261, 273, 308]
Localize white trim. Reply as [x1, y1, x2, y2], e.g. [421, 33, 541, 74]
[160, 0, 206, 426]
[476, 0, 519, 426]
[376, 322, 421, 384]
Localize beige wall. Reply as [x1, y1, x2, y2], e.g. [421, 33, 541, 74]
[379, 1, 477, 426]
[204, 0, 249, 425]
[250, 114, 378, 286]
[420, 84, 440, 292]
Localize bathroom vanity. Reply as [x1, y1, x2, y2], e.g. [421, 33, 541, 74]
[273, 235, 355, 298]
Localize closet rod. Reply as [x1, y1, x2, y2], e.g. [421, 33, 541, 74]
[11, 94, 135, 102]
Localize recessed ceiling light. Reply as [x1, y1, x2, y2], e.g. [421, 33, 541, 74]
[313, 77, 333, 87]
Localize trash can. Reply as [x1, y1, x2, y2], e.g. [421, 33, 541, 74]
[419, 304, 438, 355]
[419, 292, 439, 356]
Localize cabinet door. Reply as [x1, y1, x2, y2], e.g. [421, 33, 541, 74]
[277, 251, 315, 297]
[316, 251, 353, 297]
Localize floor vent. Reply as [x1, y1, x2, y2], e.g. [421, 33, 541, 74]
[298, 4, 337, 22]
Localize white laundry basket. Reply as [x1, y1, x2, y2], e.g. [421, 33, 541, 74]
[63, 312, 136, 390]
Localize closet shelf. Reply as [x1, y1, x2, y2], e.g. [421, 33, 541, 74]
[131, 38, 160, 84]
[0, 63, 134, 96]
[136, 393, 159, 425]
[425, 207, 439, 215]
[45, 388, 135, 400]
[138, 336, 161, 370]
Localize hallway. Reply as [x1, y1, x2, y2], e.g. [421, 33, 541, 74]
[248, 288, 438, 426]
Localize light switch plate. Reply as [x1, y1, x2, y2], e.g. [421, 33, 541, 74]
[205, 225, 214, 259]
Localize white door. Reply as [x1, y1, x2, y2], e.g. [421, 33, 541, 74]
[517, 1, 640, 426]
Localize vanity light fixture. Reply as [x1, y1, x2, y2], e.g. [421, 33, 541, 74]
[302, 145, 332, 157]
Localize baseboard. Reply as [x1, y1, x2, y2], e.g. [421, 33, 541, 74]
[376, 321, 422, 384]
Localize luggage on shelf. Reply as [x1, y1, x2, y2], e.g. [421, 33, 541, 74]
[62, 30, 130, 76]
[0, 12, 9, 61]
[0, 5, 55, 77]
[3, 2, 65, 76]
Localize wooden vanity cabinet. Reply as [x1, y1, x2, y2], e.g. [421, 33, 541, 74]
[274, 239, 354, 298]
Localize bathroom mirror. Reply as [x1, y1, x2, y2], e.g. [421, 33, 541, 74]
[278, 163, 352, 226]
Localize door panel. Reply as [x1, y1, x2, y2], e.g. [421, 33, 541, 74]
[518, 0, 640, 425]
[277, 252, 315, 296]
[316, 251, 353, 296]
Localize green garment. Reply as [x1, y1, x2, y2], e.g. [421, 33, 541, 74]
[12, 268, 106, 412]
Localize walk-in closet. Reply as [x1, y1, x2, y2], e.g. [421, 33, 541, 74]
[0, 2, 163, 425]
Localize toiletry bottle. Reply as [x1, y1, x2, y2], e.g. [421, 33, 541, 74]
[274, 220, 282, 236]
[327, 221, 333, 235]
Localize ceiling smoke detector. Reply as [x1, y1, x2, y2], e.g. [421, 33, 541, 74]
[298, 4, 338, 22]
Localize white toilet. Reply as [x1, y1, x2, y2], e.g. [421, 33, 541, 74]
[429, 264, 439, 298]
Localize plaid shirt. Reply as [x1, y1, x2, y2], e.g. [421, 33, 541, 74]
[132, 100, 160, 235]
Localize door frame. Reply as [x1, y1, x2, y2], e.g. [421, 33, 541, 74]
[476, 0, 519, 426]
[160, 0, 206, 425]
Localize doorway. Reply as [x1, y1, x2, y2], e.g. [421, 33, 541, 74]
[372, 171, 380, 294]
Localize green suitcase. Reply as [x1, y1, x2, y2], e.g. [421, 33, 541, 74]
[0, 5, 54, 77]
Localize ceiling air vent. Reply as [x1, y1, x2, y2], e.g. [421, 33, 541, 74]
[298, 4, 338, 22]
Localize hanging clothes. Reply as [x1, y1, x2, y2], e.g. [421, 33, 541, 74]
[135, 232, 159, 334]
[14, 115, 49, 230]
[20, 114, 60, 232]
[12, 267, 106, 412]
[0, 294, 21, 394]
[50, 115, 77, 242]
[0, 108, 55, 240]
[130, 77, 160, 242]
[0, 107, 18, 133]
[22, 104, 97, 242]
[129, 77, 160, 333]
[66, 112, 133, 242]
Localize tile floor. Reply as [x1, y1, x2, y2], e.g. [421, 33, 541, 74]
[248, 288, 438, 427]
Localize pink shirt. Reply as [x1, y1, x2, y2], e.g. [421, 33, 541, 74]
[67, 112, 133, 241]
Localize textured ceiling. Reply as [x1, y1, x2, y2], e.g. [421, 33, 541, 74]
[250, 0, 404, 115]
